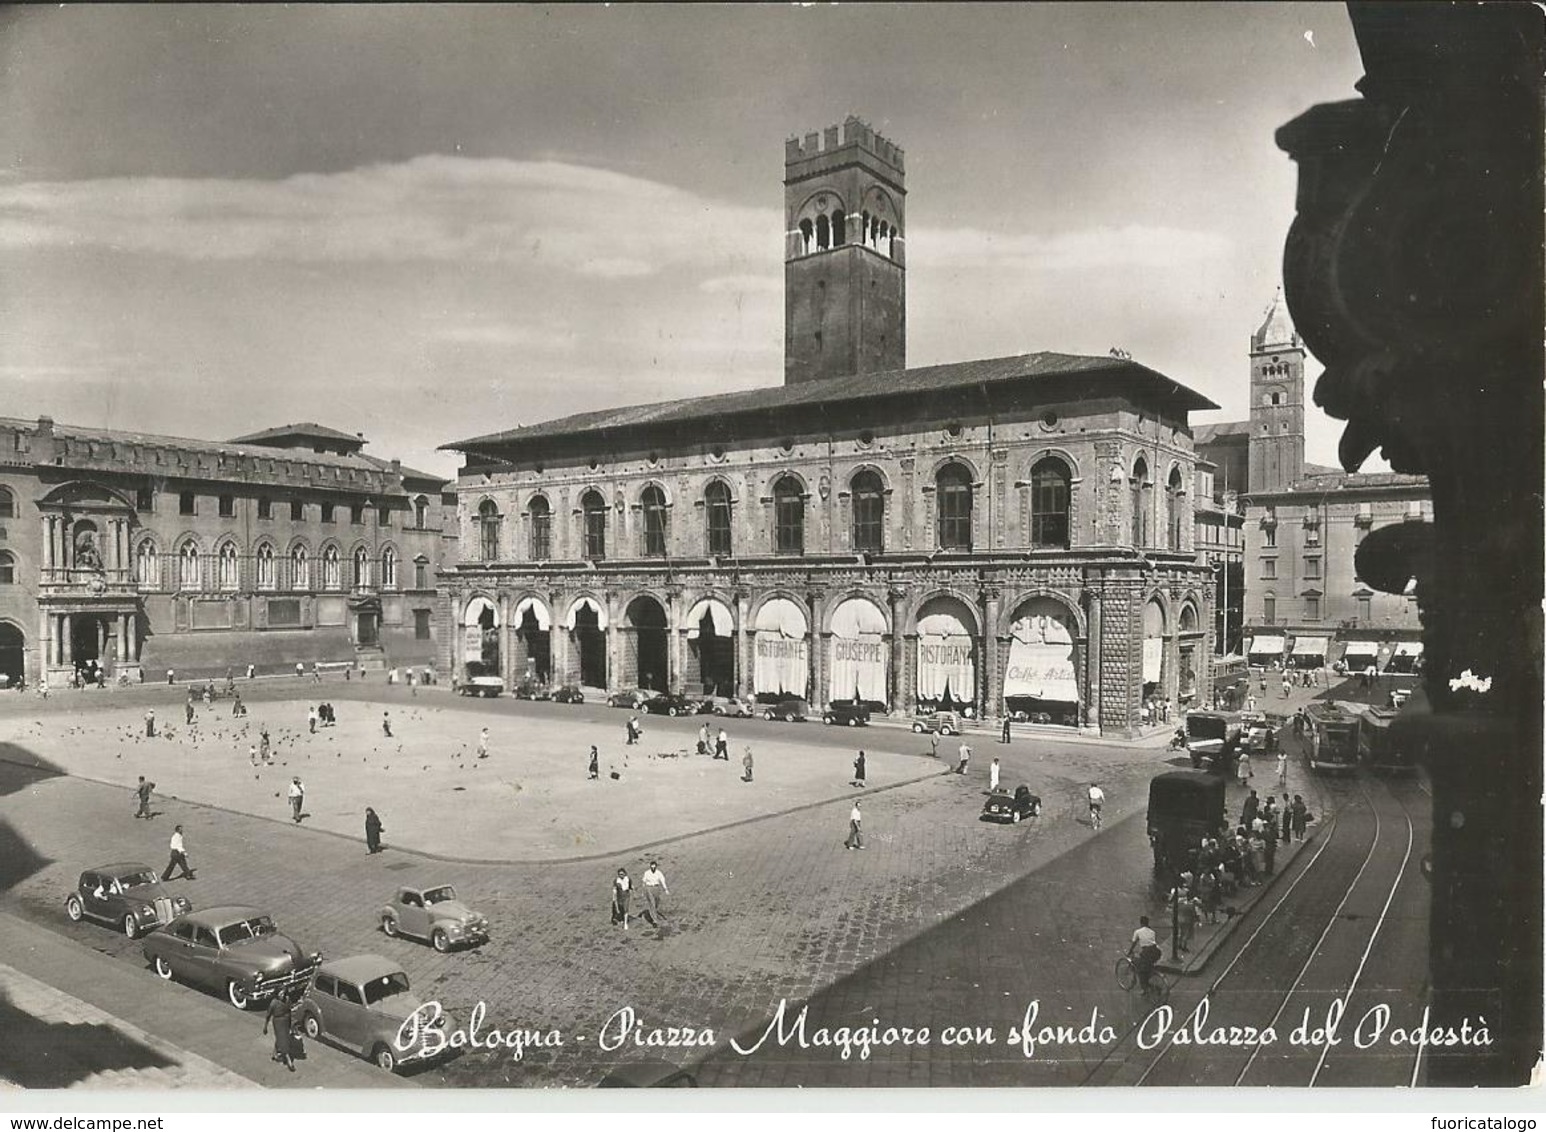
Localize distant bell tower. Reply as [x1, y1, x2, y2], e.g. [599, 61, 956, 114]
[784, 116, 906, 385]
[1247, 288, 1306, 492]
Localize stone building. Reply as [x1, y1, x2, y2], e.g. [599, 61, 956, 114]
[0, 417, 455, 687]
[1191, 453, 1244, 656]
[1195, 293, 1429, 673]
[439, 119, 1219, 737]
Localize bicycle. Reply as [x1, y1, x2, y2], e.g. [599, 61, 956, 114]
[1089, 803, 1103, 831]
[1115, 954, 1171, 1006]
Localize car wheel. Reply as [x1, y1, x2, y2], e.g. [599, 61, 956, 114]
[942, 726, 955, 736]
[65, 895, 83, 922]
[764, 711, 774, 721]
[432, 929, 449, 953]
[668, 707, 679, 717]
[122, 914, 140, 940]
[227, 980, 251, 1010]
[373, 1044, 398, 1072]
[303, 1013, 322, 1039]
[154, 956, 174, 980]
[381, 915, 398, 937]
[847, 718, 859, 727]
[912, 723, 923, 733]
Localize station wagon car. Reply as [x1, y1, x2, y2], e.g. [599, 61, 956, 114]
[454, 674, 505, 698]
[706, 697, 757, 718]
[142, 905, 317, 1009]
[299, 955, 451, 1072]
[911, 711, 962, 736]
[65, 863, 191, 940]
[512, 679, 552, 700]
[379, 884, 489, 952]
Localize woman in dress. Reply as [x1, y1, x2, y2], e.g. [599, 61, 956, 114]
[263, 990, 297, 1071]
[611, 868, 632, 930]
[364, 807, 384, 854]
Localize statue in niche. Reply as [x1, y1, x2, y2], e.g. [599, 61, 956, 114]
[74, 529, 103, 572]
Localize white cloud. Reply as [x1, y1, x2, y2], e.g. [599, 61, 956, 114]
[914, 224, 1230, 271]
[429, 322, 579, 351]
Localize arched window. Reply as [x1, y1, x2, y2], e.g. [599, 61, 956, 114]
[0, 487, 13, 519]
[936, 463, 973, 551]
[799, 219, 813, 255]
[704, 481, 733, 557]
[381, 547, 397, 589]
[851, 470, 885, 554]
[178, 540, 200, 590]
[291, 545, 309, 590]
[773, 476, 804, 555]
[217, 543, 239, 591]
[135, 540, 159, 589]
[640, 485, 668, 557]
[1167, 467, 1184, 551]
[528, 496, 552, 560]
[1131, 457, 1150, 547]
[831, 209, 846, 245]
[582, 490, 608, 560]
[352, 545, 370, 588]
[816, 214, 830, 251]
[256, 543, 276, 591]
[414, 556, 428, 590]
[477, 499, 501, 563]
[322, 545, 341, 590]
[0, 551, 14, 585]
[1030, 458, 1071, 549]
[413, 495, 429, 529]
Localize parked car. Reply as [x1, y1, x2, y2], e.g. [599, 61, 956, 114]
[379, 884, 489, 952]
[981, 785, 1042, 824]
[911, 711, 962, 736]
[642, 692, 704, 717]
[298, 955, 452, 1072]
[552, 685, 585, 704]
[607, 688, 650, 709]
[142, 906, 318, 1010]
[65, 862, 191, 940]
[761, 697, 810, 723]
[512, 679, 551, 701]
[706, 697, 757, 718]
[454, 674, 505, 698]
[822, 701, 872, 727]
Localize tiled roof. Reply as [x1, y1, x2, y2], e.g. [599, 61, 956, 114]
[1, 416, 384, 473]
[359, 453, 449, 487]
[1194, 420, 1251, 444]
[1292, 467, 1428, 491]
[229, 422, 365, 446]
[445, 351, 1217, 453]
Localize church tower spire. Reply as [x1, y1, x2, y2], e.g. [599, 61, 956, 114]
[1248, 288, 1306, 492]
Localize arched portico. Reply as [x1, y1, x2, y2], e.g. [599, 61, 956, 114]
[1002, 594, 1083, 728]
[682, 596, 736, 697]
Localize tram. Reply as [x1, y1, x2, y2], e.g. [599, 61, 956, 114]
[1358, 706, 1414, 773]
[1306, 702, 1360, 773]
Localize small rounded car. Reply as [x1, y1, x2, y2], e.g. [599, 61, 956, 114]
[552, 684, 585, 704]
[512, 679, 552, 701]
[707, 697, 757, 718]
[454, 674, 505, 698]
[642, 692, 704, 717]
[607, 688, 650, 709]
[66, 863, 191, 940]
[298, 955, 451, 1073]
[982, 785, 1042, 823]
[141, 906, 317, 1010]
[911, 711, 962, 736]
[822, 701, 872, 727]
[379, 884, 489, 952]
[761, 697, 809, 723]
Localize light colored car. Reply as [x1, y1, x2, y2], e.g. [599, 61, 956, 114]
[298, 955, 451, 1072]
[66, 862, 191, 940]
[911, 711, 962, 736]
[379, 884, 489, 952]
[707, 697, 756, 718]
[454, 674, 505, 698]
[141, 905, 317, 1009]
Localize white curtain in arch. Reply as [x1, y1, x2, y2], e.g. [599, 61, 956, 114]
[463, 596, 498, 664]
[828, 598, 888, 704]
[916, 607, 976, 703]
[1003, 608, 1079, 704]
[684, 597, 734, 640]
[1142, 599, 1166, 684]
[753, 597, 809, 698]
[512, 596, 552, 631]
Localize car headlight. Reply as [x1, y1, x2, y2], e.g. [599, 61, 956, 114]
[137, 904, 155, 919]
[174, 897, 191, 912]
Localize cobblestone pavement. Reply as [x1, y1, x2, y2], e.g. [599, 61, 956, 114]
[0, 679, 1342, 1089]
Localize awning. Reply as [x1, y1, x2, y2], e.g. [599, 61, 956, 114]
[463, 596, 498, 628]
[1248, 634, 1285, 657]
[1340, 640, 1379, 659]
[563, 595, 608, 631]
[1393, 641, 1424, 657]
[754, 597, 808, 639]
[1004, 611, 1078, 703]
[830, 597, 887, 638]
[512, 596, 551, 632]
[916, 608, 976, 702]
[1293, 636, 1329, 657]
[753, 598, 808, 697]
[684, 597, 734, 639]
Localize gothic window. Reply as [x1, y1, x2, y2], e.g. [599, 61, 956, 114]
[936, 462, 973, 551]
[0, 551, 14, 585]
[322, 545, 341, 591]
[641, 485, 668, 557]
[216, 542, 239, 591]
[290, 545, 309, 590]
[851, 470, 884, 554]
[798, 219, 813, 255]
[256, 543, 276, 590]
[178, 540, 200, 590]
[135, 540, 159, 589]
[1131, 457, 1151, 547]
[381, 547, 397, 589]
[705, 481, 733, 557]
[582, 490, 608, 560]
[477, 499, 501, 562]
[1167, 467, 1184, 551]
[529, 496, 552, 560]
[831, 210, 846, 245]
[352, 545, 370, 588]
[773, 475, 804, 555]
[816, 214, 830, 251]
[1030, 457, 1071, 549]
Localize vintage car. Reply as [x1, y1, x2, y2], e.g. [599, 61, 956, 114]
[1147, 770, 1226, 875]
[822, 701, 872, 727]
[761, 697, 810, 723]
[551, 684, 585, 704]
[298, 955, 452, 1072]
[641, 692, 704, 717]
[142, 906, 318, 1010]
[981, 785, 1042, 824]
[706, 697, 757, 718]
[379, 884, 489, 952]
[65, 862, 191, 940]
[1184, 710, 1243, 770]
[911, 711, 962, 736]
[454, 674, 505, 698]
[607, 688, 651, 709]
[512, 679, 552, 701]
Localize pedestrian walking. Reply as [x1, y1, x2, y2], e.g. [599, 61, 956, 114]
[185, 699, 195, 726]
[134, 776, 155, 819]
[715, 727, 729, 760]
[1281, 794, 1293, 840]
[1000, 715, 1012, 744]
[294, 662, 304, 679]
[626, 716, 641, 745]
[697, 722, 711, 757]
[263, 990, 297, 1072]
[611, 868, 632, 930]
[167, 668, 175, 685]
[477, 727, 490, 760]
[1245, 694, 1257, 713]
[364, 807, 384, 854]
[844, 801, 864, 849]
[1276, 749, 1288, 787]
[1241, 789, 1259, 830]
[246, 664, 255, 680]
[955, 740, 971, 775]
[741, 746, 754, 783]
[232, 693, 246, 718]
[249, 744, 259, 767]
[260, 727, 272, 763]
[288, 777, 305, 823]
[1291, 795, 1308, 840]
[1173, 888, 1199, 953]
[381, 712, 392, 738]
[144, 709, 155, 738]
[989, 757, 1001, 792]
[587, 745, 599, 780]
[1236, 749, 1253, 787]
[162, 825, 194, 880]
[312, 662, 322, 684]
[640, 861, 669, 925]
[851, 750, 866, 787]
[307, 705, 318, 734]
[1281, 676, 1292, 699]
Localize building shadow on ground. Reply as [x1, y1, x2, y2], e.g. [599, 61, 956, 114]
[0, 989, 177, 1087]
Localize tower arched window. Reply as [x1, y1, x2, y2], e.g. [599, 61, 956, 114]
[798, 219, 813, 255]
[641, 485, 668, 557]
[704, 481, 733, 557]
[290, 545, 309, 590]
[380, 546, 397, 589]
[936, 463, 973, 551]
[256, 543, 276, 590]
[413, 495, 429, 529]
[528, 496, 552, 560]
[831, 210, 846, 245]
[1166, 467, 1184, 551]
[1131, 457, 1151, 547]
[352, 545, 370, 588]
[815, 213, 830, 251]
[1030, 457, 1071, 549]
[886, 224, 898, 258]
[851, 470, 884, 554]
[178, 540, 200, 591]
[773, 475, 804, 555]
[135, 540, 160, 589]
[861, 211, 871, 244]
[477, 500, 502, 563]
[322, 545, 341, 591]
[582, 490, 608, 560]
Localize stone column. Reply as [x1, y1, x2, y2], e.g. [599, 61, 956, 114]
[60, 615, 72, 665]
[736, 594, 752, 699]
[38, 610, 50, 672]
[982, 587, 1002, 720]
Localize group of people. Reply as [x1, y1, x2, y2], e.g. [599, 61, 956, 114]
[306, 703, 339, 733]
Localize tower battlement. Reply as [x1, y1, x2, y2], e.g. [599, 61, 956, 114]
[785, 116, 905, 181]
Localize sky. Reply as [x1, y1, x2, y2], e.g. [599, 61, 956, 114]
[0, 3, 1377, 481]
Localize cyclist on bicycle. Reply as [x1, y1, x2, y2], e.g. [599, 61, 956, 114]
[1088, 782, 1105, 829]
[1127, 915, 1163, 993]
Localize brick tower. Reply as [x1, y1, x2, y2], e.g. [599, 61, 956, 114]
[1247, 288, 1306, 492]
[783, 116, 906, 385]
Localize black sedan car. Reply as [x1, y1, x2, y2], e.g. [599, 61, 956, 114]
[822, 701, 871, 727]
[642, 693, 704, 717]
[761, 697, 810, 723]
[65, 862, 191, 939]
[552, 685, 585, 704]
[982, 785, 1042, 823]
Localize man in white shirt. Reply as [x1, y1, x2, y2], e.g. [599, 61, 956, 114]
[288, 778, 305, 823]
[162, 825, 194, 880]
[1088, 783, 1106, 829]
[844, 801, 864, 849]
[956, 741, 971, 775]
[989, 757, 1001, 792]
[641, 861, 670, 924]
[1127, 915, 1163, 992]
